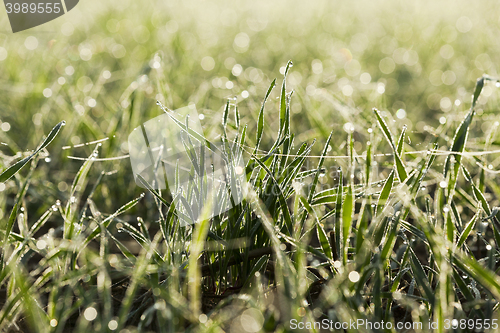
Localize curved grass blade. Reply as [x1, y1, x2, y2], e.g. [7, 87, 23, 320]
[307, 131, 333, 203]
[0, 120, 65, 183]
[410, 249, 435, 306]
[376, 170, 394, 216]
[255, 79, 276, 152]
[252, 154, 293, 232]
[373, 109, 407, 182]
[443, 77, 484, 177]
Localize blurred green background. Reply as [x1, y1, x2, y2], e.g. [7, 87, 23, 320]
[1, 0, 500, 217]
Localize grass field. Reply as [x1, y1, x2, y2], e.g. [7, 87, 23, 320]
[2, 0, 500, 332]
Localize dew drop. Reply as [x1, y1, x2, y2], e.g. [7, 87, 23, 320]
[51, 205, 58, 211]
[45, 157, 51, 163]
[348, 271, 360, 282]
[61, 120, 66, 126]
[83, 307, 97, 321]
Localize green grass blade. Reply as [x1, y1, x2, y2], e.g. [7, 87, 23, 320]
[373, 108, 407, 181]
[255, 79, 277, 151]
[0, 120, 65, 183]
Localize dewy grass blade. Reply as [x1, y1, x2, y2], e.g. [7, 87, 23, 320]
[278, 60, 292, 141]
[255, 79, 276, 153]
[342, 133, 355, 264]
[1, 160, 36, 246]
[373, 108, 407, 182]
[443, 77, 484, 178]
[410, 249, 435, 306]
[457, 212, 479, 249]
[83, 193, 145, 246]
[334, 168, 343, 260]
[252, 153, 293, 233]
[453, 252, 500, 301]
[64, 145, 98, 239]
[307, 131, 333, 203]
[300, 196, 333, 260]
[376, 170, 394, 216]
[0, 120, 65, 183]
[187, 203, 212, 316]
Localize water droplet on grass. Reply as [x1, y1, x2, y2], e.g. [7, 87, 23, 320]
[348, 271, 360, 282]
[83, 307, 98, 321]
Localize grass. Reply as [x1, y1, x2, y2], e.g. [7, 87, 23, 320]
[1, 0, 500, 332]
